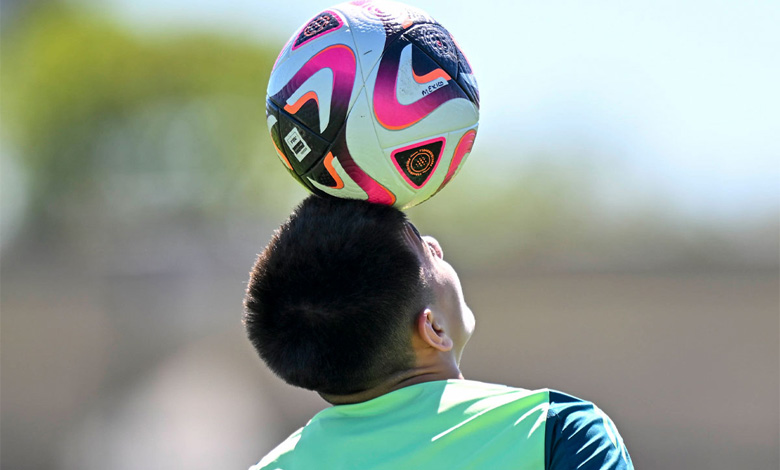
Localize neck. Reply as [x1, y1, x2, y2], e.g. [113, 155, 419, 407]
[320, 363, 463, 405]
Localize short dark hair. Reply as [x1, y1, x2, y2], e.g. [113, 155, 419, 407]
[243, 195, 428, 395]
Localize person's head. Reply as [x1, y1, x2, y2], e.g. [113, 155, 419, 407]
[243, 195, 474, 397]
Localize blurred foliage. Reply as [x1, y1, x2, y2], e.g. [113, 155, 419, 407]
[0, 0, 593, 269]
[1, 2, 774, 270]
[408, 159, 598, 271]
[1, 2, 300, 238]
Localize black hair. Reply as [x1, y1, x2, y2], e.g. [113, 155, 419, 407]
[243, 195, 428, 395]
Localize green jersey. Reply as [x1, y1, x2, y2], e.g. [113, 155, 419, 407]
[251, 380, 632, 469]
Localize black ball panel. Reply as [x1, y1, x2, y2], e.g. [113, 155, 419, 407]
[456, 62, 479, 108]
[270, 99, 331, 176]
[403, 23, 460, 82]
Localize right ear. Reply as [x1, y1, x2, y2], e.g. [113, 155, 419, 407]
[416, 308, 453, 352]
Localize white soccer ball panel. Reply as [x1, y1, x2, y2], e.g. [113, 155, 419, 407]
[307, 153, 368, 201]
[268, 10, 350, 92]
[344, 89, 411, 195]
[265, 0, 480, 208]
[331, 3, 388, 85]
[267, 12, 367, 118]
[380, 133, 449, 207]
[368, 92, 480, 149]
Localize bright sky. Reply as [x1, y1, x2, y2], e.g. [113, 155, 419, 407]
[101, 0, 779, 221]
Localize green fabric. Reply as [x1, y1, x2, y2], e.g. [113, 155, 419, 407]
[253, 380, 549, 470]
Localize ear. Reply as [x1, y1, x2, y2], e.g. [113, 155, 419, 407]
[416, 308, 453, 352]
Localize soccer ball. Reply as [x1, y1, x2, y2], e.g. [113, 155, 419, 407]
[266, 0, 479, 209]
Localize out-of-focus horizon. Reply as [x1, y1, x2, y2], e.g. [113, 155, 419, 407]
[1, 1, 778, 470]
[96, 0, 780, 222]
[2, 0, 778, 272]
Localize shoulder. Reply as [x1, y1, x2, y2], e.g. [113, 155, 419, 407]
[544, 390, 633, 470]
[248, 427, 303, 470]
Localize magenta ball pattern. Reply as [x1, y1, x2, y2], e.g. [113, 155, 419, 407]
[266, 0, 480, 208]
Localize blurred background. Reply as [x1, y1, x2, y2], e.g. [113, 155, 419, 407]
[1, 0, 777, 469]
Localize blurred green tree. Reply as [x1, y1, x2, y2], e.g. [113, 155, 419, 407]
[4, 2, 754, 271]
[0, 3, 607, 269]
[1, 2, 298, 241]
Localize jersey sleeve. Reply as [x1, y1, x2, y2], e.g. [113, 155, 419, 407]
[544, 390, 633, 470]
